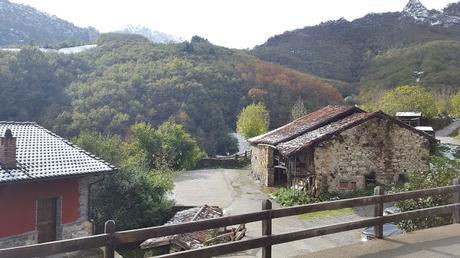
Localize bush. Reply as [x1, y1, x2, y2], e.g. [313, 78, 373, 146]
[394, 156, 460, 232]
[271, 188, 315, 206]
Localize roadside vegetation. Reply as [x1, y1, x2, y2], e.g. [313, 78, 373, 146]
[73, 121, 204, 233]
[236, 103, 270, 139]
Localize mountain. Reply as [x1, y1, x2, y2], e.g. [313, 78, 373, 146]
[253, 0, 460, 85]
[120, 25, 183, 44]
[0, 0, 98, 46]
[359, 40, 460, 100]
[0, 33, 342, 155]
[402, 0, 460, 26]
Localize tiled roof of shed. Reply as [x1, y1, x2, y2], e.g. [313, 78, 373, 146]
[250, 106, 437, 156]
[249, 105, 362, 145]
[0, 122, 115, 184]
[277, 112, 375, 156]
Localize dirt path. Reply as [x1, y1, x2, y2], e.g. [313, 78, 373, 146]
[172, 169, 369, 257]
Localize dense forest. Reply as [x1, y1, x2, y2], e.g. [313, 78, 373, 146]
[0, 33, 342, 156]
[252, 1, 460, 104]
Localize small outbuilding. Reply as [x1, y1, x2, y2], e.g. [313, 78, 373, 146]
[0, 122, 115, 248]
[248, 106, 437, 195]
[395, 112, 421, 127]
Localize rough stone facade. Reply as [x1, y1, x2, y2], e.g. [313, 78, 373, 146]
[251, 144, 274, 186]
[250, 117, 432, 194]
[314, 117, 431, 193]
[0, 176, 94, 249]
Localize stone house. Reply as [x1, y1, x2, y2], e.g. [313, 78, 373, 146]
[0, 122, 115, 248]
[248, 106, 437, 195]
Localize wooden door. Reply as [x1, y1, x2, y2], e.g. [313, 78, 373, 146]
[37, 198, 57, 243]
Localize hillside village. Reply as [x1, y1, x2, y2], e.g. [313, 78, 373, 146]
[1, 0, 460, 258]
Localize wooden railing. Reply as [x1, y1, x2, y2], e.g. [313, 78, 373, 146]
[1, 179, 460, 258]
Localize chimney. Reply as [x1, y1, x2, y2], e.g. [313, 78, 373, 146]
[0, 129, 17, 169]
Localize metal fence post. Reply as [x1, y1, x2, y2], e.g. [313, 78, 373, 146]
[262, 199, 272, 258]
[374, 186, 384, 239]
[104, 220, 116, 258]
[453, 178, 460, 223]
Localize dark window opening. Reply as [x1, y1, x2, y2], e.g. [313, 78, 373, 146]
[398, 174, 407, 183]
[365, 174, 376, 187]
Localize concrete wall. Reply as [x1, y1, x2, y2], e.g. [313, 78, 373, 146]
[250, 145, 274, 186]
[0, 176, 94, 249]
[313, 117, 431, 193]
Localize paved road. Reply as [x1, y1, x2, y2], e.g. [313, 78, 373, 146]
[436, 120, 460, 145]
[296, 224, 460, 258]
[172, 169, 371, 258]
[435, 119, 460, 137]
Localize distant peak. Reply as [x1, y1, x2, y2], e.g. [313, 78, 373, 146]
[403, 0, 428, 13]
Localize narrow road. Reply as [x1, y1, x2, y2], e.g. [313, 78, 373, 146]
[435, 119, 460, 137]
[436, 119, 460, 145]
[172, 169, 369, 257]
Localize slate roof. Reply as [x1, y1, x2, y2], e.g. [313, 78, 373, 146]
[0, 122, 115, 184]
[249, 105, 363, 145]
[249, 106, 437, 156]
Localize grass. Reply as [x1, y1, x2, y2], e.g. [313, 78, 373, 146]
[298, 208, 354, 221]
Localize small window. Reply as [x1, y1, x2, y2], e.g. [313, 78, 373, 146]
[398, 174, 407, 183]
[365, 174, 376, 187]
[339, 181, 349, 189]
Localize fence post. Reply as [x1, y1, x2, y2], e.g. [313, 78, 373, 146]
[374, 186, 384, 239]
[262, 199, 272, 258]
[453, 178, 460, 223]
[104, 220, 116, 258]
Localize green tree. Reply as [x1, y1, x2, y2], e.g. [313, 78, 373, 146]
[236, 103, 270, 139]
[451, 92, 460, 118]
[379, 85, 437, 118]
[72, 132, 174, 232]
[291, 98, 308, 120]
[132, 122, 205, 170]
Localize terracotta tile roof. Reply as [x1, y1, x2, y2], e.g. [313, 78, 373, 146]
[0, 122, 115, 184]
[249, 105, 362, 145]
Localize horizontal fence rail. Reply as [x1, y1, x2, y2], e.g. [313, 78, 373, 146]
[156, 204, 458, 258]
[1, 181, 459, 258]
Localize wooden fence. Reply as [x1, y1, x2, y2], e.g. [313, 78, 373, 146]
[1, 179, 460, 258]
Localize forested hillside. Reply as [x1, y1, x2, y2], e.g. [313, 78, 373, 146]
[252, 0, 460, 103]
[0, 33, 342, 155]
[359, 40, 460, 102]
[0, 0, 98, 47]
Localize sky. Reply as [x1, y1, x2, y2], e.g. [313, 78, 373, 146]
[10, 0, 457, 49]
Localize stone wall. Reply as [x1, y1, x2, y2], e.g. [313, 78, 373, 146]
[250, 145, 274, 186]
[0, 231, 36, 249]
[314, 117, 431, 193]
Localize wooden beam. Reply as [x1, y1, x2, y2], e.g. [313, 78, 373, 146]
[155, 204, 457, 258]
[0, 234, 109, 258]
[104, 220, 116, 258]
[374, 186, 384, 239]
[262, 199, 272, 258]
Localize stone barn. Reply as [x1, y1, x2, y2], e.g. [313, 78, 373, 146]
[248, 106, 437, 195]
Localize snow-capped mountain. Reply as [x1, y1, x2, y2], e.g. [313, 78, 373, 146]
[0, 0, 98, 46]
[402, 0, 460, 26]
[120, 25, 184, 44]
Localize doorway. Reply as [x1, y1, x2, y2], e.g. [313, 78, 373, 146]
[37, 197, 58, 243]
[274, 168, 287, 186]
